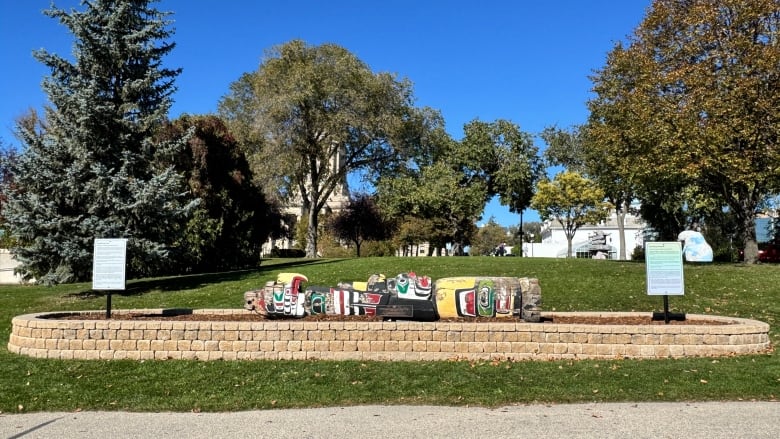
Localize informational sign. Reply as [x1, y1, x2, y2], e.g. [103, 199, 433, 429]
[92, 238, 127, 290]
[645, 242, 684, 295]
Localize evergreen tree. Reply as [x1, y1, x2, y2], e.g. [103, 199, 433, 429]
[0, 138, 18, 248]
[3, 0, 194, 284]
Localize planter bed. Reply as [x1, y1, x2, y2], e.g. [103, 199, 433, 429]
[8, 310, 771, 362]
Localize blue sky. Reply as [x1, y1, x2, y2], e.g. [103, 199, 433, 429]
[0, 0, 650, 227]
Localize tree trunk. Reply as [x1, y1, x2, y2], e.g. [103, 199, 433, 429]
[561, 219, 575, 258]
[740, 213, 759, 264]
[305, 207, 318, 258]
[617, 202, 627, 260]
[451, 242, 463, 256]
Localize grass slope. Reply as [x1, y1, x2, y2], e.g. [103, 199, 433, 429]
[1, 257, 778, 412]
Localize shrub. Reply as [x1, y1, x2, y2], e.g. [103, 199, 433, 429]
[631, 245, 645, 261]
[361, 240, 396, 257]
[269, 248, 306, 258]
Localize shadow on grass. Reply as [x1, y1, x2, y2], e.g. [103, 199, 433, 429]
[65, 258, 341, 300]
[259, 258, 345, 272]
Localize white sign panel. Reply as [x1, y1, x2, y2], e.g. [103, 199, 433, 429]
[92, 238, 127, 290]
[645, 241, 684, 295]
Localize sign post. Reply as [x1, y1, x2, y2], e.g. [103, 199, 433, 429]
[92, 238, 128, 318]
[645, 241, 685, 323]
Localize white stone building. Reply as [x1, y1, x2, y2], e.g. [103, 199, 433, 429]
[260, 146, 351, 256]
[524, 211, 647, 260]
[0, 249, 25, 284]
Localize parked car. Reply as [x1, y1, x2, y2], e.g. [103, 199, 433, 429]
[758, 243, 780, 262]
[739, 243, 780, 263]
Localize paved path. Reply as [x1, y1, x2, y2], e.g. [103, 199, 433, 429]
[1, 402, 778, 438]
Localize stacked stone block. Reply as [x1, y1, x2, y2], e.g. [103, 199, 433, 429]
[8, 310, 770, 361]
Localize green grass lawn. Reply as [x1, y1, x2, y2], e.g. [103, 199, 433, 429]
[1, 257, 778, 412]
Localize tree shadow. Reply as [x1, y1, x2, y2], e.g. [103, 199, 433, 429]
[64, 258, 341, 300]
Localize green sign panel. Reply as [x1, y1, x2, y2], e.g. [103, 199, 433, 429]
[645, 242, 684, 296]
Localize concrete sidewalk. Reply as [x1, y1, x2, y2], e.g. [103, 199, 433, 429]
[1, 402, 778, 438]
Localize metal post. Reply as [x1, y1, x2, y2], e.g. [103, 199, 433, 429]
[519, 210, 524, 257]
[652, 295, 685, 323]
[663, 295, 670, 324]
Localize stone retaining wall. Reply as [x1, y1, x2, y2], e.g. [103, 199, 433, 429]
[7, 310, 771, 361]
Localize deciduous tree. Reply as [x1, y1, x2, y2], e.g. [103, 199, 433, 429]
[378, 161, 485, 255]
[487, 121, 545, 228]
[219, 40, 422, 258]
[378, 119, 541, 255]
[328, 194, 391, 257]
[531, 171, 611, 257]
[589, 0, 780, 263]
[471, 218, 508, 256]
[543, 124, 637, 260]
[540, 125, 587, 173]
[156, 115, 282, 271]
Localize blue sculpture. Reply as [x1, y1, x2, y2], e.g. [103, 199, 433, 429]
[678, 230, 713, 262]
